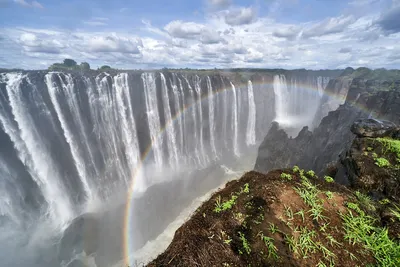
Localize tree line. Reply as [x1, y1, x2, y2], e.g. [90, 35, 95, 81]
[48, 59, 113, 71]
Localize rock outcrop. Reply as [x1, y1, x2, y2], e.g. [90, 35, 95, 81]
[338, 119, 400, 201]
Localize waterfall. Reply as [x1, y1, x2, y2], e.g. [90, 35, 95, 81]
[221, 77, 229, 148]
[184, 76, 201, 166]
[170, 74, 184, 160]
[206, 76, 217, 158]
[246, 81, 256, 146]
[177, 77, 187, 157]
[230, 82, 239, 157]
[5, 73, 73, 226]
[142, 73, 164, 168]
[194, 75, 207, 165]
[160, 73, 179, 168]
[114, 73, 142, 190]
[46, 73, 93, 201]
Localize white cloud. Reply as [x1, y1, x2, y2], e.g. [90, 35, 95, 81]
[14, 0, 43, 8]
[19, 32, 64, 54]
[302, 16, 356, 38]
[165, 20, 204, 39]
[224, 7, 257, 26]
[86, 35, 143, 54]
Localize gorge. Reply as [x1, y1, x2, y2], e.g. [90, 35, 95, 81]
[0, 67, 394, 267]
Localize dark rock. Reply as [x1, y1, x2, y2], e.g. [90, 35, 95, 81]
[58, 213, 98, 265]
[351, 118, 400, 138]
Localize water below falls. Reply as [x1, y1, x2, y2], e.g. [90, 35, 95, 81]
[0, 70, 332, 266]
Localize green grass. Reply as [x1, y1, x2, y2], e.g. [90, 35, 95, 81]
[324, 176, 334, 183]
[294, 177, 327, 222]
[293, 166, 300, 173]
[341, 208, 400, 266]
[325, 191, 334, 200]
[295, 209, 305, 223]
[269, 223, 279, 234]
[390, 204, 400, 221]
[375, 157, 390, 167]
[355, 191, 376, 211]
[306, 170, 316, 178]
[238, 232, 252, 255]
[257, 232, 279, 259]
[376, 137, 400, 162]
[214, 195, 238, 213]
[284, 205, 294, 220]
[281, 172, 293, 180]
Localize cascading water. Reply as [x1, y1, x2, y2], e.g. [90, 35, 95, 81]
[142, 72, 164, 168]
[160, 73, 179, 168]
[246, 81, 256, 146]
[273, 74, 328, 136]
[0, 70, 336, 267]
[206, 76, 217, 159]
[230, 82, 239, 157]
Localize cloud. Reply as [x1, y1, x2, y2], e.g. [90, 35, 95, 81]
[377, 5, 400, 34]
[14, 0, 43, 8]
[302, 16, 355, 38]
[224, 7, 257, 26]
[164, 20, 204, 39]
[348, 0, 381, 6]
[200, 29, 224, 44]
[273, 26, 300, 40]
[86, 35, 143, 54]
[83, 17, 109, 26]
[207, 0, 231, 10]
[19, 32, 63, 53]
[338, 47, 352, 53]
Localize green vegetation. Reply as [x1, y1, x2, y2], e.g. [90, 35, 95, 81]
[238, 232, 251, 255]
[324, 176, 334, 183]
[376, 137, 400, 163]
[214, 195, 238, 213]
[390, 204, 400, 221]
[48, 58, 92, 71]
[257, 232, 279, 259]
[375, 157, 390, 168]
[306, 170, 316, 178]
[293, 165, 300, 173]
[99, 65, 112, 70]
[341, 208, 400, 266]
[280, 172, 292, 180]
[294, 177, 326, 222]
[325, 191, 334, 200]
[355, 191, 376, 211]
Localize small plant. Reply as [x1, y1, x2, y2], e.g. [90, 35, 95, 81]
[269, 223, 279, 234]
[284, 234, 299, 255]
[257, 232, 279, 259]
[367, 146, 373, 151]
[214, 195, 238, 213]
[253, 213, 265, 225]
[242, 183, 250, 194]
[355, 191, 376, 211]
[293, 165, 300, 173]
[325, 191, 333, 200]
[379, 198, 390, 205]
[238, 232, 251, 255]
[375, 157, 390, 167]
[372, 152, 378, 158]
[324, 234, 343, 247]
[390, 204, 400, 221]
[324, 176, 334, 183]
[281, 172, 292, 180]
[284, 205, 294, 220]
[295, 209, 305, 223]
[306, 170, 315, 178]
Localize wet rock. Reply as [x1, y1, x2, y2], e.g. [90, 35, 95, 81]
[351, 118, 400, 138]
[58, 213, 98, 265]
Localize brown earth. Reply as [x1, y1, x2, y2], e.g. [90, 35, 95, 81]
[146, 170, 381, 267]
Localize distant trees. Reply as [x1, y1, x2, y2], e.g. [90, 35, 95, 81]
[48, 59, 91, 71]
[80, 62, 90, 70]
[63, 58, 77, 67]
[99, 65, 112, 70]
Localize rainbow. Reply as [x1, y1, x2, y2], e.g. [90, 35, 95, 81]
[122, 76, 371, 265]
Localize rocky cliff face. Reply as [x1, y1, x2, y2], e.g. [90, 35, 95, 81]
[254, 71, 400, 182]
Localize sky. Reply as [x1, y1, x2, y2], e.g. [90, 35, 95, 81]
[0, 0, 399, 70]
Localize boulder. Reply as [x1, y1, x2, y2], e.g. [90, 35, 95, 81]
[351, 118, 400, 138]
[58, 213, 98, 265]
